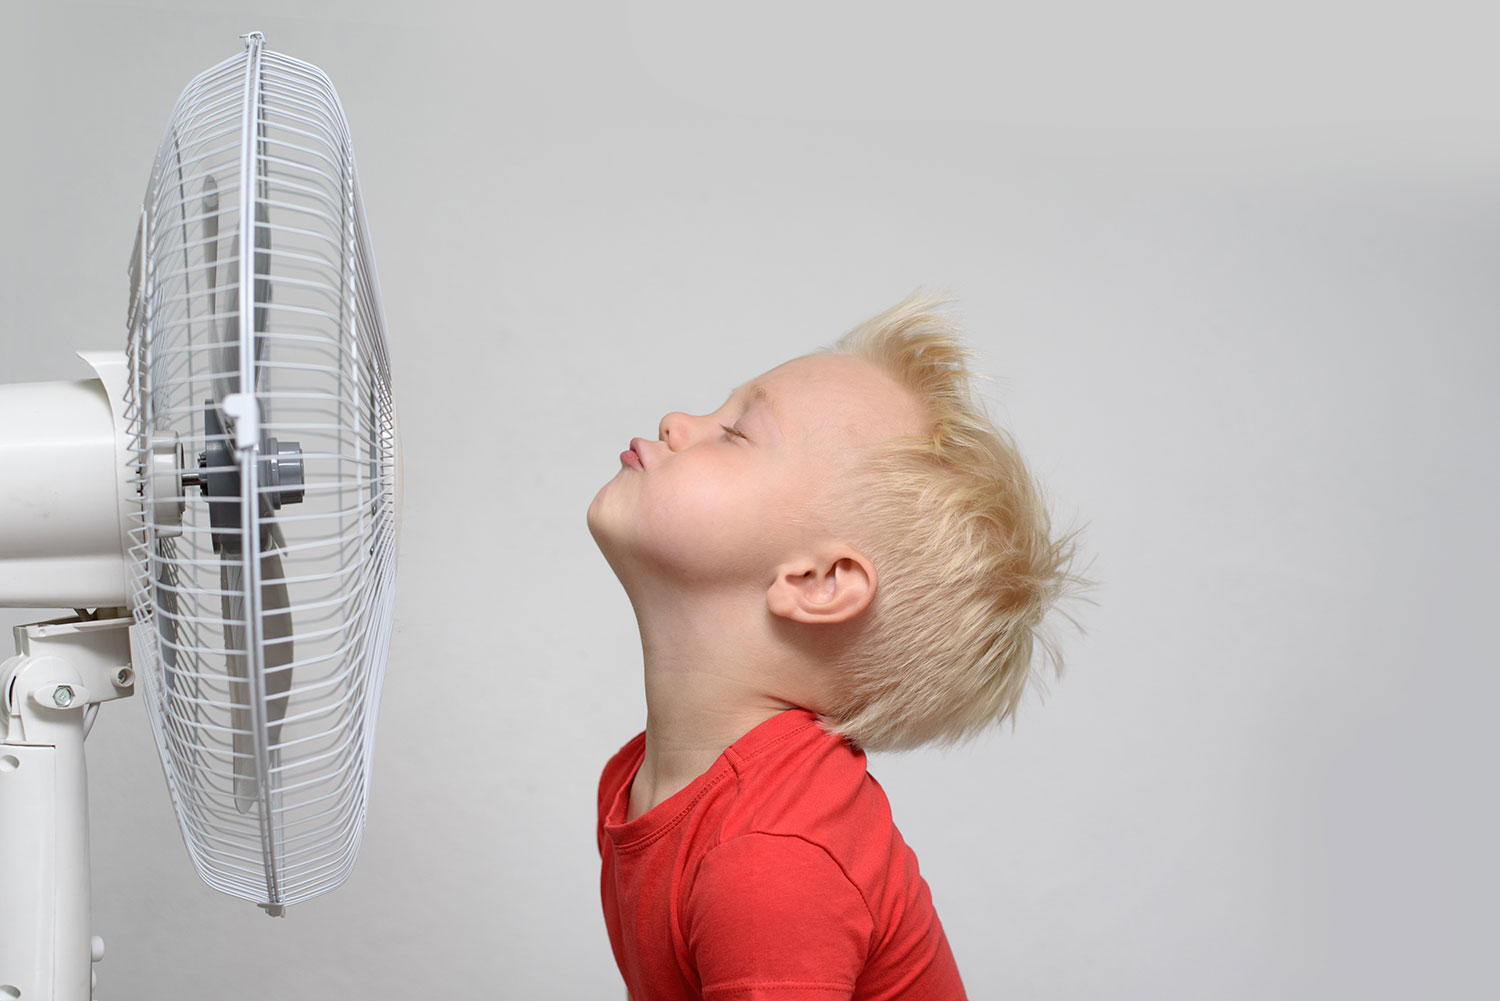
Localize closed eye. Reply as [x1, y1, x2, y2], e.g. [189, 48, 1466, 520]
[721, 423, 749, 441]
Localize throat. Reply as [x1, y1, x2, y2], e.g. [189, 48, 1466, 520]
[625, 726, 730, 822]
[624, 603, 816, 821]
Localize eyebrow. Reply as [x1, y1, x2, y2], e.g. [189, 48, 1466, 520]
[735, 382, 782, 432]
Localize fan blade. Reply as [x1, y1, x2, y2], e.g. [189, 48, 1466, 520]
[223, 522, 295, 813]
[201, 176, 220, 335]
[222, 558, 248, 809]
[213, 214, 239, 406]
[222, 558, 252, 810]
[261, 522, 294, 748]
[253, 197, 271, 366]
[202, 176, 219, 273]
[153, 540, 182, 681]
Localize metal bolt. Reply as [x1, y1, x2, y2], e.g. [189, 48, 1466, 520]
[52, 686, 75, 708]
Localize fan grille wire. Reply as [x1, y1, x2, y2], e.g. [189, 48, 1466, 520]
[124, 35, 396, 910]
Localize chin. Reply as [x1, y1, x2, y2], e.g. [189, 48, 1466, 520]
[586, 492, 612, 548]
[587, 469, 620, 529]
[587, 487, 630, 565]
[587, 520, 645, 602]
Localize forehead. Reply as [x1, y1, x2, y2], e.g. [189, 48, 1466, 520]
[741, 353, 925, 443]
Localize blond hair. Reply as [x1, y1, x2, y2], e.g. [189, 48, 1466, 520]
[820, 290, 1094, 751]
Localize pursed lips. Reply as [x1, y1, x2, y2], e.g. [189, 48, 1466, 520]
[621, 437, 648, 469]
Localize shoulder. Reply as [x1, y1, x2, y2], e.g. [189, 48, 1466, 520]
[684, 833, 874, 991]
[721, 716, 892, 850]
[686, 716, 963, 997]
[719, 719, 931, 928]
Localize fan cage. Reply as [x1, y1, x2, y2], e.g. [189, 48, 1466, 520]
[123, 35, 396, 910]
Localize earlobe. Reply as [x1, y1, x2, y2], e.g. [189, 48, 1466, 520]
[766, 550, 877, 625]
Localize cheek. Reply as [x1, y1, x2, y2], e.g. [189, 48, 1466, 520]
[642, 464, 770, 564]
[646, 467, 737, 533]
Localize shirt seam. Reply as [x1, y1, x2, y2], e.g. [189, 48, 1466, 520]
[698, 830, 879, 957]
[702, 979, 856, 993]
[724, 715, 820, 773]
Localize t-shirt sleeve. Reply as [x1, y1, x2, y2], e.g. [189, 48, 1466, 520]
[684, 833, 874, 1001]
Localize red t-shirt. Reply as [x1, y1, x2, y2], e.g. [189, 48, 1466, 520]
[598, 708, 967, 1000]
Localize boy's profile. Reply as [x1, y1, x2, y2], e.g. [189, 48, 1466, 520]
[587, 291, 1089, 1000]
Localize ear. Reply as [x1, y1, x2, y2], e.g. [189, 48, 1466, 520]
[766, 548, 877, 625]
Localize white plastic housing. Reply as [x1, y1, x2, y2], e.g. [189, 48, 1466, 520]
[0, 615, 133, 1001]
[0, 352, 132, 608]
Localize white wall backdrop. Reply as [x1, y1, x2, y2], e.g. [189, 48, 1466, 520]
[3, 1, 1495, 998]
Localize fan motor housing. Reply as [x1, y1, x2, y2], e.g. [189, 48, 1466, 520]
[0, 355, 133, 608]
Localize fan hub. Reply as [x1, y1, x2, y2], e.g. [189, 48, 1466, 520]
[197, 402, 305, 555]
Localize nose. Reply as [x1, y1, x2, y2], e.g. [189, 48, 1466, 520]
[658, 411, 701, 451]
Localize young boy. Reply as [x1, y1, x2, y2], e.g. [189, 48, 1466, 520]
[587, 291, 1087, 1000]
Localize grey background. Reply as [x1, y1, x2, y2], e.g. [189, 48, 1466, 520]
[3, 1, 1496, 998]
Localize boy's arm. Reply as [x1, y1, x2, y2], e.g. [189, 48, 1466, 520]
[685, 834, 872, 1000]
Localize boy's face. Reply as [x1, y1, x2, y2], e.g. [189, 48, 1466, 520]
[588, 352, 924, 591]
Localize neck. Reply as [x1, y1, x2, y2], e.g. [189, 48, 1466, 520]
[624, 586, 809, 821]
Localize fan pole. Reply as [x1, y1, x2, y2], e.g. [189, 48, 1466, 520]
[0, 614, 135, 1001]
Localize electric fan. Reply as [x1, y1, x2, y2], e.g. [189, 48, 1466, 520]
[0, 32, 399, 1000]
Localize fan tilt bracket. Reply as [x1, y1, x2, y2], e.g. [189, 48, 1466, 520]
[1, 614, 135, 743]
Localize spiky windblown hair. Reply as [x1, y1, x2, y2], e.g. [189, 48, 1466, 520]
[819, 290, 1094, 751]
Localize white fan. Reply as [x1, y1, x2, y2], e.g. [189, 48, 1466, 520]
[0, 32, 399, 1000]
